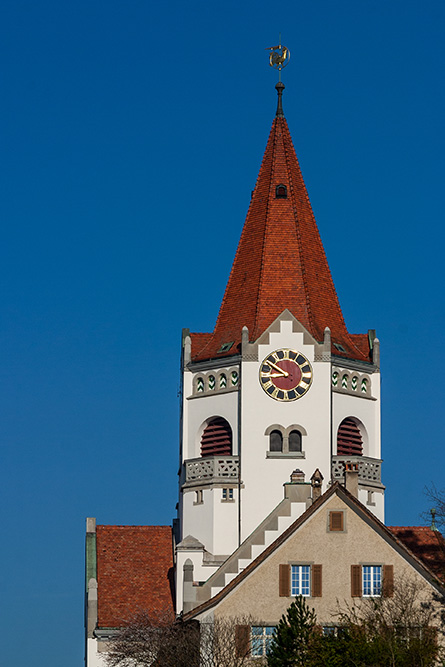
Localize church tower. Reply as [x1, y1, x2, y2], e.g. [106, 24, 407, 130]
[175, 79, 383, 612]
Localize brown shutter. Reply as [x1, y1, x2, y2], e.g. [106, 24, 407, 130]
[312, 564, 322, 597]
[329, 511, 344, 531]
[383, 565, 394, 597]
[351, 564, 362, 597]
[235, 625, 250, 658]
[279, 564, 290, 597]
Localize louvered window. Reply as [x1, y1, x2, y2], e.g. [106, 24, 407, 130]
[337, 418, 363, 456]
[200, 417, 232, 456]
[329, 511, 344, 532]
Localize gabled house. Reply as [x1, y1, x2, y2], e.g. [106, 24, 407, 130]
[183, 480, 445, 653]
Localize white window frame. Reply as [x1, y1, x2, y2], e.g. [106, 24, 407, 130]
[362, 565, 382, 597]
[291, 564, 311, 596]
[251, 626, 275, 657]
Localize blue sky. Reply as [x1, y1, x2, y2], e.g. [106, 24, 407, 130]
[1, 1, 444, 664]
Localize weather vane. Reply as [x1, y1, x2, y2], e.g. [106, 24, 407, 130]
[266, 36, 290, 82]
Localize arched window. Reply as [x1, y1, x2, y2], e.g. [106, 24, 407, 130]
[275, 184, 287, 199]
[200, 417, 232, 457]
[337, 418, 363, 456]
[288, 430, 302, 452]
[269, 430, 283, 452]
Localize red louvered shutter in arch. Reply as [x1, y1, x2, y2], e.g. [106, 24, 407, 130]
[337, 418, 363, 456]
[200, 418, 232, 456]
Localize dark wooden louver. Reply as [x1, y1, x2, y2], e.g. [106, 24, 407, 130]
[200, 417, 232, 456]
[337, 418, 363, 456]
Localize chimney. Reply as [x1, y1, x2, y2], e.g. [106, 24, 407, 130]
[182, 559, 197, 614]
[310, 468, 324, 501]
[344, 462, 359, 497]
[290, 469, 305, 484]
[284, 469, 311, 504]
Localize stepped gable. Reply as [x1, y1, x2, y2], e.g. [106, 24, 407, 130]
[190, 87, 370, 363]
[96, 525, 174, 627]
[388, 526, 445, 581]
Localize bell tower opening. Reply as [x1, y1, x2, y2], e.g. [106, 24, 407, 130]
[200, 417, 232, 457]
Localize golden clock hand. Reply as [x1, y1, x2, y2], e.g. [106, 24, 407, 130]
[267, 360, 289, 377]
[263, 372, 287, 378]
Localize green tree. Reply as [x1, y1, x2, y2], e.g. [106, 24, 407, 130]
[267, 596, 317, 667]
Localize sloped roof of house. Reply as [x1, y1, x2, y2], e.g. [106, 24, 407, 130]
[190, 86, 371, 364]
[388, 525, 445, 581]
[96, 525, 174, 628]
[184, 484, 445, 620]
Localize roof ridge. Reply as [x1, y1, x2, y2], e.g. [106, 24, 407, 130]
[254, 119, 277, 341]
[282, 118, 316, 336]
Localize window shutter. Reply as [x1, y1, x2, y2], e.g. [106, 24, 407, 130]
[329, 511, 344, 531]
[351, 564, 362, 597]
[383, 565, 394, 597]
[235, 625, 250, 658]
[279, 564, 290, 597]
[312, 564, 322, 597]
[337, 418, 363, 456]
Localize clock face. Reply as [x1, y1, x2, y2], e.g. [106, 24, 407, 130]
[259, 349, 313, 401]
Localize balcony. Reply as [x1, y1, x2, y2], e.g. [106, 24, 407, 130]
[332, 455, 383, 487]
[184, 455, 239, 486]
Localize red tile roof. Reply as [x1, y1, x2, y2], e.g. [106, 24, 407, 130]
[96, 525, 174, 627]
[191, 111, 370, 363]
[388, 526, 445, 581]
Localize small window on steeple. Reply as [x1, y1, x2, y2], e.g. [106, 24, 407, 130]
[275, 184, 287, 199]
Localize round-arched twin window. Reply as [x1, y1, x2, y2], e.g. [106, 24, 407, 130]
[268, 428, 302, 453]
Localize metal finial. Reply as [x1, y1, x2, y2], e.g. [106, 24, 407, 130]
[431, 508, 439, 531]
[275, 81, 285, 118]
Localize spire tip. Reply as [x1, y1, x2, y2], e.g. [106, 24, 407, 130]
[275, 81, 285, 118]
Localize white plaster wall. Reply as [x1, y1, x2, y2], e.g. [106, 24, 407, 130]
[358, 486, 385, 523]
[332, 379, 381, 459]
[212, 486, 239, 554]
[240, 321, 331, 540]
[181, 486, 239, 555]
[182, 486, 217, 551]
[183, 388, 239, 461]
[87, 638, 107, 667]
[175, 549, 219, 613]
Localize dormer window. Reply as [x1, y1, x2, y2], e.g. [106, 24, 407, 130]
[275, 184, 287, 199]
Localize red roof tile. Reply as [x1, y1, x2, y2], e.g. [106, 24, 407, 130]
[388, 526, 445, 580]
[96, 525, 174, 627]
[191, 111, 370, 363]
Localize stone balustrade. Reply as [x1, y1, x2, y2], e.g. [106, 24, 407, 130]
[332, 455, 382, 486]
[185, 456, 240, 483]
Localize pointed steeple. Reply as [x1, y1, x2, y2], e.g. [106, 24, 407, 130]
[191, 86, 370, 363]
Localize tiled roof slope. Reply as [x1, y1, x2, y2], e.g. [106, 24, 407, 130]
[388, 526, 445, 581]
[191, 105, 370, 363]
[96, 525, 174, 627]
